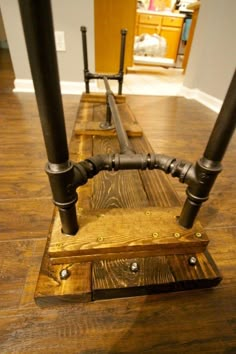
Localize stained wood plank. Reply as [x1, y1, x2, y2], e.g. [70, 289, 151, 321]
[91, 136, 149, 208]
[131, 136, 181, 207]
[48, 207, 208, 261]
[92, 256, 175, 292]
[75, 120, 142, 137]
[35, 257, 92, 306]
[75, 102, 143, 136]
[80, 92, 126, 104]
[92, 252, 222, 300]
[69, 102, 94, 208]
[69, 101, 93, 162]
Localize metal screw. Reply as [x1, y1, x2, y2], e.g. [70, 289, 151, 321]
[145, 211, 151, 216]
[130, 262, 139, 273]
[195, 232, 202, 238]
[152, 232, 159, 239]
[174, 232, 181, 238]
[60, 268, 70, 280]
[97, 236, 104, 242]
[188, 256, 197, 266]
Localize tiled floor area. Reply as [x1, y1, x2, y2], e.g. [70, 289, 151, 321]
[96, 67, 184, 96]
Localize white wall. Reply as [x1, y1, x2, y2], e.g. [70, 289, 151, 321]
[184, 0, 236, 101]
[0, 0, 94, 88]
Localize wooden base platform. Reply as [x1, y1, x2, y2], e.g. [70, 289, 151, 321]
[34, 93, 222, 306]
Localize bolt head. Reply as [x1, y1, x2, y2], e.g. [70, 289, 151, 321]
[188, 256, 197, 266]
[60, 268, 70, 280]
[174, 232, 181, 238]
[130, 262, 139, 273]
[152, 232, 159, 239]
[195, 232, 202, 238]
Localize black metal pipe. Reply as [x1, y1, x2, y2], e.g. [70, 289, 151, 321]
[18, 0, 69, 164]
[87, 73, 121, 80]
[204, 69, 236, 161]
[179, 70, 236, 228]
[103, 77, 134, 154]
[118, 29, 127, 95]
[19, 0, 78, 235]
[103, 95, 112, 129]
[80, 26, 126, 95]
[80, 26, 90, 93]
[72, 153, 191, 188]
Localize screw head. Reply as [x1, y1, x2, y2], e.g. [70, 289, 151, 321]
[97, 236, 104, 242]
[152, 232, 159, 239]
[174, 232, 181, 238]
[130, 262, 139, 273]
[188, 256, 197, 266]
[195, 232, 202, 238]
[60, 268, 70, 280]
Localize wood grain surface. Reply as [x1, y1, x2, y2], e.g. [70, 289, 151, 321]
[80, 92, 126, 104]
[48, 207, 208, 260]
[92, 252, 222, 300]
[75, 100, 143, 137]
[0, 49, 236, 353]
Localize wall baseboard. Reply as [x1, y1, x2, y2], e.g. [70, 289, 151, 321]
[180, 86, 223, 113]
[13, 79, 97, 95]
[13, 79, 223, 113]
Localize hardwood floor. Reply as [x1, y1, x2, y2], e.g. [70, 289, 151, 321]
[0, 49, 235, 353]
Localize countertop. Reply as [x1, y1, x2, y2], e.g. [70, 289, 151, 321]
[137, 9, 186, 18]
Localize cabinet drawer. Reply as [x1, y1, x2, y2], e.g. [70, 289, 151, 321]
[138, 24, 161, 35]
[139, 13, 162, 25]
[162, 16, 183, 27]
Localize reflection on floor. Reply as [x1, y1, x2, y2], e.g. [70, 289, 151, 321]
[96, 67, 184, 96]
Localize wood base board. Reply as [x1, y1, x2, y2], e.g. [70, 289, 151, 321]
[34, 94, 222, 306]
[35, 250, 222, 306]
[48, 207, 208, 262]
[80, 92, 126, 104]
[75, 98, 143, 137]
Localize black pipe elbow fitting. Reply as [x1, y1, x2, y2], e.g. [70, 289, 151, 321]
[169, 158, 193, 183]
[45, 162, 78, 208]
[185, 157, 222, 200]
[178, 157, 222, 228]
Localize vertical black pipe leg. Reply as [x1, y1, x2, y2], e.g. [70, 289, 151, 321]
[100, 76, 113, 129]
[118, 29, 127, 95]
[106, 98, 112, 126]
[99, 95, 113, 129]
[59, 206, 78, 235]
[179, 69, 236, 228]
[80, 26, 90, 93]
[19, 0, 78, 235]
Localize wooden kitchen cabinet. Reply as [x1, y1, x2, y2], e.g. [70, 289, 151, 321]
[160, 25, 182, 59]
[94, 0, 136, 73]
[136, 11, 184, 61]
[137, 13, 162, 35]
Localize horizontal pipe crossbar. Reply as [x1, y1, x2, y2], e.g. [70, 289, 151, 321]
[103, 77, 134, 154]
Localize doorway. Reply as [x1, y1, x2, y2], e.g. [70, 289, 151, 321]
[0, 7, 15, 92]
